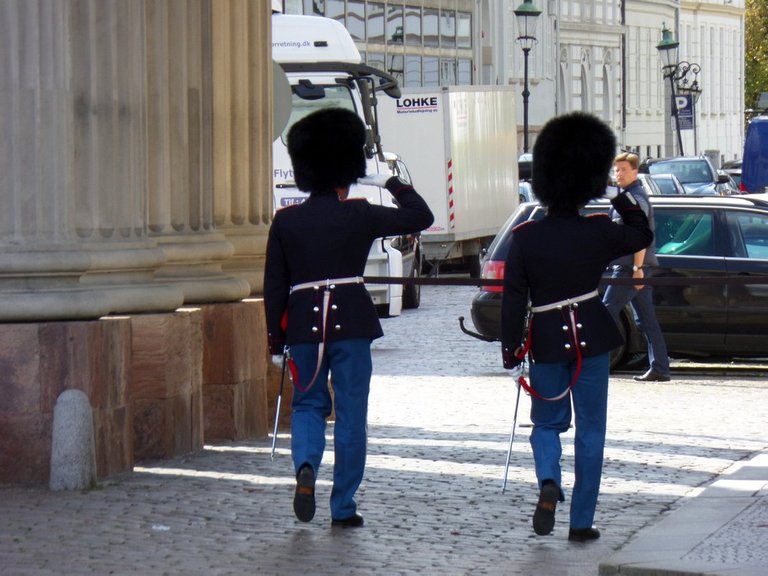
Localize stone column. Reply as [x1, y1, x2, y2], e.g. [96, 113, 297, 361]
[212, 0, 273, 294]
[0, 0, 184, 321]
[144, 0, 251, 303]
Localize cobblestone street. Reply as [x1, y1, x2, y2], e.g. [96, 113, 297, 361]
[1, 284, 766, 575]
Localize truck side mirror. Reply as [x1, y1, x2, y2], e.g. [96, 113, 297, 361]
[380, 81, 401, 99]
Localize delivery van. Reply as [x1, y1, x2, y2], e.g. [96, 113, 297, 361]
[377, 86, 519, 277]
[742, 116, 768, 193]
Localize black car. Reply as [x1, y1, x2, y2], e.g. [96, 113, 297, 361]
[469, 195, 768, 368]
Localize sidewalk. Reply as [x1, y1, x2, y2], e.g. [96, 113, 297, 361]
[600, 452, 768, 576]
[1, 377, 765, 575]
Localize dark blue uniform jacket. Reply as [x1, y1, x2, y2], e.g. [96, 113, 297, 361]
[501, 192, 653, 367]
[264, 178, 434, 355]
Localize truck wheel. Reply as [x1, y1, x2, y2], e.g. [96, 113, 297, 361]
[468, 254, 482, 279]
[403, 267, 421, 309]
[376, 304, 391, 318]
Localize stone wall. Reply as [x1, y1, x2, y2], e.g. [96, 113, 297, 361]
[0, 298, 269, 486]
[0, 319, 132, 485]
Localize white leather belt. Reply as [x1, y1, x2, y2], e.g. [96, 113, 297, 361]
[290, 276, 364, 293]
[530, 289, 599, 313]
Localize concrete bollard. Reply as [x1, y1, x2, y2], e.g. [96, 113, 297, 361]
[49, 389, 98, 491]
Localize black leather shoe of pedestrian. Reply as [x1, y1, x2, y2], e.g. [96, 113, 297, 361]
[532, 482, 559, 536]
[293, 465, 316, 523]
[568, 526, 601, 542]
[331, 513, 364, 528]
[634, 369, 671, 382]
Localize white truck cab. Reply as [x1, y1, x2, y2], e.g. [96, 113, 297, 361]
[272, 13, 419, 316]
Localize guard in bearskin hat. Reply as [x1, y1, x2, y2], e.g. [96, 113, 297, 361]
[264, 107, 433, 527]
[500, 112, 653, 541]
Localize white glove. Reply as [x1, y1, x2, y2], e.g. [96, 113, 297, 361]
[357, 174, 391, 188]
[604, 186, 620, 200]
[271, 354, 283, 367]
[508, 365, 524, 380]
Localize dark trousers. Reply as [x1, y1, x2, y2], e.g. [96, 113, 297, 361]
[603, 269, 670, 375]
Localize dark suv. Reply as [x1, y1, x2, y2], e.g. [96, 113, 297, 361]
[639, 157, 732, 195]
[469, 195, 768, 368]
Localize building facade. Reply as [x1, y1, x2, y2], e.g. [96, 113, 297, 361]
[281, 0, 746, 163]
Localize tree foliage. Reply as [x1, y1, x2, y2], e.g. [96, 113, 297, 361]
[745, 0, 768, 110]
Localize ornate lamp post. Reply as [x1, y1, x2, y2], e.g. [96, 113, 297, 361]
[656, 24, 703, 157]
[514, 0, 541, 154]
[656, 23, 684, 156]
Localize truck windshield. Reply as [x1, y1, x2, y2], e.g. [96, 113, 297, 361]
[280, 84, 357, 144]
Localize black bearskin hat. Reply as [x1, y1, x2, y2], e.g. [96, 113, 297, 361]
[287, 107, 367, 194]
[532, 112, 616, 210]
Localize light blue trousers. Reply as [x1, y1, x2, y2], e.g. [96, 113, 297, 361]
[528, 353, 609, 529]
[289, 338, 372, 520]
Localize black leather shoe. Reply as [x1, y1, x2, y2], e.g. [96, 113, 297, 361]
[568, 527, 601, 542]
[634, 369, 671, 382]
[331, 513, 364, 528]
[293, 465, 316, 523]
[532, 482, 559, 536]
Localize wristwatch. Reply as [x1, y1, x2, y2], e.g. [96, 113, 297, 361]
[632, 265, 641, 272]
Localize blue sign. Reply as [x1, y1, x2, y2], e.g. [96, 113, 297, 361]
[675, 95, 694, 130]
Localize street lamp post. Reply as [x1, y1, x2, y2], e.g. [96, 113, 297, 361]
[514, 0, 541, 154]
[656, 24, 684, 156]
[656, 24, 703, 157]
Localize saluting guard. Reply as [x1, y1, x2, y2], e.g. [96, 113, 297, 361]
[264, 107, 433, 527]
[500, 113, 653, 542]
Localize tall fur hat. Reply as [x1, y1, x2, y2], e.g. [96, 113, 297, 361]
[532, 112, 616, 209]
[287, 107, 367, 194]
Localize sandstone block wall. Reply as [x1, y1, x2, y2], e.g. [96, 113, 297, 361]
[0, 319, 132, 485]
[0, 299, 269, 486]
[202, 299, 269, 441]
[130, 309, 205, 461]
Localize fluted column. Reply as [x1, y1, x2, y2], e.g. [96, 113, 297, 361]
[211, 0, 273, 294]
[144, 0, 250, 303]
[0, 0, 181, 320]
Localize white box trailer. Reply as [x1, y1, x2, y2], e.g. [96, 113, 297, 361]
[272, 13, 421, 316]
[377, 86, 519, 277]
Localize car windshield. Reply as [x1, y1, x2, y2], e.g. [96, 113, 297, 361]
[653, 177, 679, 195]
[648, 160, 711, 184]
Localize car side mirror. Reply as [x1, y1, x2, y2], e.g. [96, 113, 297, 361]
[717, 174, 730, 184]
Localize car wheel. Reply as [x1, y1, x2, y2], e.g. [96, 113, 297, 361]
[402, 260, 421, 310]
